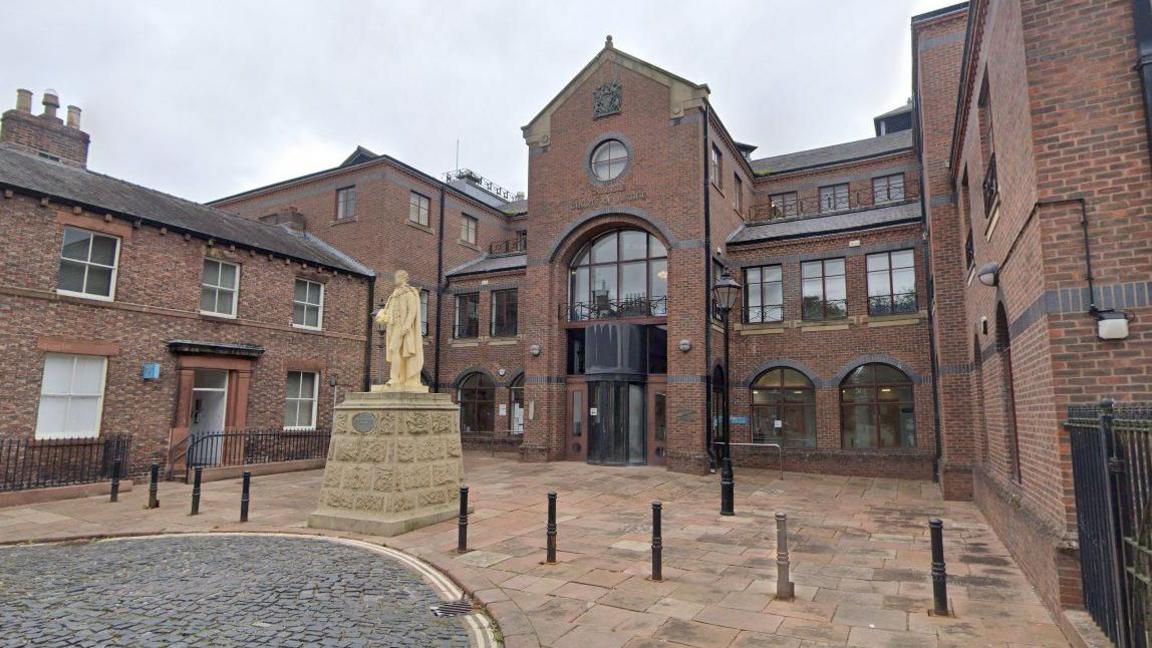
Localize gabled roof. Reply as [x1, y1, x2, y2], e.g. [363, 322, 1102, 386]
[0, 144, 374, 276]
[522, 37, 710, 146]
[341, 146, 378, 167]
[445, 253, 527, 278]
[727, 201, 922, 245]
[874, 101, 913, 120]
[750, 130, 913, 175]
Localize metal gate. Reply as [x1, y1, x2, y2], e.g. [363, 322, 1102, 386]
[1066, 400, 1151, 648]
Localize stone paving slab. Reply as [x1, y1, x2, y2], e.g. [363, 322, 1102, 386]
[0, 454, 1069, 647]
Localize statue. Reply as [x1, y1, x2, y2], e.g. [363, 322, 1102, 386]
[373, 270, 426, 392]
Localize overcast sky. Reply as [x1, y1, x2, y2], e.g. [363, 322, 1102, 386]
[3, 1, 959, 203]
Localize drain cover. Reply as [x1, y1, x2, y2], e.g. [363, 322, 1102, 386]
[430, 599, 473, 617]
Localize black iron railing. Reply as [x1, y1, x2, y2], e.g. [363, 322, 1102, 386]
[185, 428, 331, 475]
[982, 153, 999, 216]
[867, 293, 918, 317]
[460, 430, 523, 455]
[1, 435, 131, 492]
[1066, 401, 1151, 648]
[744, 305, 784, 324]
[489, 237, 527, 256]
[564, 295, 668, 321]
[750, 184, 920, 222]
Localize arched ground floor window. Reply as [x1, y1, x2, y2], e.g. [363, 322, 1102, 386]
[750, 368, 816, 448]
[458, 373, 495, 433]
[840, 363, 915, 448]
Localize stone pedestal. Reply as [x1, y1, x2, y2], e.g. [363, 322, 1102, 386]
[308, 391, 463, 536]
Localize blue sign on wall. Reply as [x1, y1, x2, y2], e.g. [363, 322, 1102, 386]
[729, 415, 749, 426]
[141, 362, 161, 381]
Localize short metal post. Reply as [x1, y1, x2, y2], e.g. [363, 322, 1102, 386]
[651, 501, 663, 581]
[109, 459, 121, 503]
[775, 512, 794, 600]
[546, 490, 557, 564]
[147, 463, 159, 509]
[457, 485, 469, 553]
[720, 455, 735, 516]
[240, 471, 251, 523]
[190, 467, 202, 516]
[929, 518, 949, 616]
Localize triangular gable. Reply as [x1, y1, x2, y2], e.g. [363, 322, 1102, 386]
[341, 146, 378, 167]
[521, 37, 710, 146]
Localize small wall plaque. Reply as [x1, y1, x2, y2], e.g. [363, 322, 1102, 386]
[352, 412, 377, 433]
[141, 362, 160, 381]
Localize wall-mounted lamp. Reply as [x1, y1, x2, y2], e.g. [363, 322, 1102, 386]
[497, 368, 507, 377]
[976, 262, 1000, 287]
[678, 339, 692, 353]
[1093, 309, 1131, 341]
[529, 344, 542, 357]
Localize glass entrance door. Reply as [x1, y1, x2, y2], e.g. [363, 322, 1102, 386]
[587, 381, 646, 465]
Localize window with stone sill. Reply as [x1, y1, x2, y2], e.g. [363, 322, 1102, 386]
[200, 258, 239, 317]
[35, 353, 107, 439]
[292, 278, 324, 330]
[57, 227, 119, 301]
[284, 370, 318, 430]
[409, 191, 431, 227]
[335, 186, 356, 221]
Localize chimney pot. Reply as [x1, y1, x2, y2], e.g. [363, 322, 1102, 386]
[41, 89, 60, 118]
[15, 89, 32, 113]
[66, 105, 81, 129]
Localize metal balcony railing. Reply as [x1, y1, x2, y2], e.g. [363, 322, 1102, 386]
[751, 184, 920, 222]
[562, 295, 668, 321]
[489, 237, 527, 256]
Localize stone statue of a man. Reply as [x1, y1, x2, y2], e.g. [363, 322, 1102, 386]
[374, 270, 426, 392]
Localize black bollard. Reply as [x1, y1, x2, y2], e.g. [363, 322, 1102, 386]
[240, 471, 251, 523]
[775, 512, 795, 600]
[457, 485, 469, 553]
[546, 490, 557, 564]
[651, 501, 663, 581]
[147, 463, 159, 509]
[190, 467, 202, 516]
[109, 459, 121, 503]
[720, 456, 735, 516]
[929, 518, 949, 616]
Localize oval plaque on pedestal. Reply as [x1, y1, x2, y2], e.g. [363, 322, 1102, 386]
[352, 412, 377, 433]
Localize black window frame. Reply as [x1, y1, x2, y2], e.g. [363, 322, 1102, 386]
[490, 288, 518, 338]
[839, 363, 916, 449]
[866, 249, 918, 317]
[750, 368, 817, 448]
[801, 258, 847, 321]
[871, 174, 905, 204]
[453, 292, 479, 339]
[744, 264, 783, 324]
[818, 183, 849, 213]
[769, 192, 798, 219]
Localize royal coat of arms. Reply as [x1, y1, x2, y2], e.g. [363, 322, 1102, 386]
[593, 81, 622, 119]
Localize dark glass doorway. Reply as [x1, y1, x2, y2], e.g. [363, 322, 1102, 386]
[587, 381, 646, 465]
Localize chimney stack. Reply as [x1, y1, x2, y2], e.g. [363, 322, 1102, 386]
[41, 89, 60, 120]
[1, 87, 91, 167]
[15, 89, 32, 113]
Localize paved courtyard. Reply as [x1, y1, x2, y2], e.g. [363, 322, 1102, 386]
[0, 453, 1069, 647]
[0, 535, 469, 647]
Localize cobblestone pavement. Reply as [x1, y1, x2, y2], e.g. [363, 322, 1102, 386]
[0, 454, 1070, 647]
[0, 535, 469, 647]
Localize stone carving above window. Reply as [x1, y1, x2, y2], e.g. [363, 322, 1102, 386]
[593, 81, 622, 119]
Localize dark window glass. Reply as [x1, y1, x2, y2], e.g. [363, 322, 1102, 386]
[867, 250, 917, 316]
[458, 373, 494, 433]
[871, 174, 905, 203]
[566, 329, 586, 375]
[839, 364, 916, 449]
[801, 258, 846, 321]
[336, 186, 356, 220]
[454, 293, 479, 338]
[750, 368, 816, 448]
[646, 325, 667, 374]
[744, 265, 783, 323]
[569, 229, 668, 320]
[769, 192, 798, 218]
[491, 289, 518, 337]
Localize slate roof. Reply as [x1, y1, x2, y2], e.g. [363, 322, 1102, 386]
[874, 102, 913, 120]
[728, 201, 922, 245]
[501, 199, 528, 215]
[0, 145, 373, 276]
[750, 130, 913, 175]
[445, 253, 527, 277]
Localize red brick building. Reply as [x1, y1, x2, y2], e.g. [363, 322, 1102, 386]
[0, 90, 375, 477]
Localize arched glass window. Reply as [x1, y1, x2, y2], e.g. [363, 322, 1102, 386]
[569, 229, 667, 320]
[508, 373, 525, 434]
[840, 364, 915, 448]
[751, 368, 816, 448]
[458, 373, 495, 433]
[590, 140, 629, 181]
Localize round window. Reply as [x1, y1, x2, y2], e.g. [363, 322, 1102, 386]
[590, 139, 628, 181]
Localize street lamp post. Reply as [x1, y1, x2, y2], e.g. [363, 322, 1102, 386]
[712, 269, 741, 516]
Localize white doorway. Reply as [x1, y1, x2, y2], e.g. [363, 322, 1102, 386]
[188, 369, 228, 466]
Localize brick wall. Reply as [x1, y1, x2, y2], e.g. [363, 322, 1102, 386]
[0, 192, 370, 475]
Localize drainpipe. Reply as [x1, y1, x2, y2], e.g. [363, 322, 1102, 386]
[1037, 198, 1096, 311]
[702, 102, 715, 472]
[1131, 0, 1152, 169]
[432, 184, 447, 392]
[362, 279, 375, 391]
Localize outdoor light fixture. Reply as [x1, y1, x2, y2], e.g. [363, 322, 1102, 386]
[678, 339, 692, 353]
[711, 269, 742, 517]
[1092, 309, 1131, 341]
[529, 344, 542, 357]
[976, 262, 1000, 287]
[712, 270, 741, 311]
